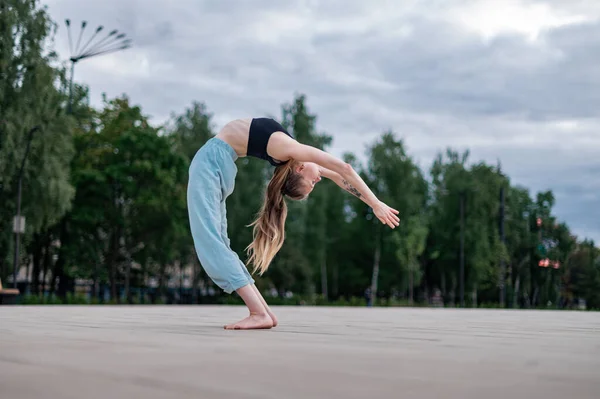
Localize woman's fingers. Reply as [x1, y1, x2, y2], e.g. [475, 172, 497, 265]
[387, 215, 397, 229]
[376, 204, 400, 228]
[388, 209, 400, 225]
[380, 216, 393, 229]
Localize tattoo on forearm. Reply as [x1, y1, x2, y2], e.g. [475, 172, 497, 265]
[342, 179, 362, 198]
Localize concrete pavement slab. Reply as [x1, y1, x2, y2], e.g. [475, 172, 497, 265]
[1, 306, 599, 399]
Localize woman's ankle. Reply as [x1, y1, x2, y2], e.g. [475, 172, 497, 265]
[249, 311, 269, 317]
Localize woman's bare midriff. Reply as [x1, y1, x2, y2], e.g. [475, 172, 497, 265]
[215, 118, 252, 157]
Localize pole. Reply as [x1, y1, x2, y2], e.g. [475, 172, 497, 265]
[13, 126, 40, 288]
[13, 177, 22, 288]
[499, 185, 505, 307]
[68, 60, 76, 114]
[459, 191, 465, 307]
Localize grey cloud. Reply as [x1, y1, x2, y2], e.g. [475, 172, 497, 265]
[340, 19, 600, 120]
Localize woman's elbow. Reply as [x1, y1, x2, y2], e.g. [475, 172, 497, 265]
[339, 162, 354, 178]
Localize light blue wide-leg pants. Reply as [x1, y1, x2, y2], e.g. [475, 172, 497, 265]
[187, 137, 255, 294]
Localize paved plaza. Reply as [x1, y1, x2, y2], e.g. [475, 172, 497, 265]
[1, 305, 599, 398]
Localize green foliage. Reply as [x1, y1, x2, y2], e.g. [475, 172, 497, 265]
[0, 0, 75, 282]
[1, 0, 598, 310]
[63, 96, 189, 301]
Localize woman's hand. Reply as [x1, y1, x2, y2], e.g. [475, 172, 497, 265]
[373, 201, 400, 229]
[281, 138, 400, 229]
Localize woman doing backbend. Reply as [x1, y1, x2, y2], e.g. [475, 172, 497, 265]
[187, 117, 400, 330]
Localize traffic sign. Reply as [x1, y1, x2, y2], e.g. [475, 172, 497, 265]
[12, 216, 25, 234]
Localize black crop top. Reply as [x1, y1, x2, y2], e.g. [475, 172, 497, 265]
[247, 118, 294, 166]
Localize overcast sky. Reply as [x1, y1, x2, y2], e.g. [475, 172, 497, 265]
[42, 0, 600, 243]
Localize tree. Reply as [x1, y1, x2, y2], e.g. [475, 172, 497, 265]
[424, 149, 508, 306]
[364, 131, 429, 304]
[504, 185, 536, 308]
[0, 0, 75, 285]
[565, 240, 600, 309]
[61, 96, 188, 302]
[280, 94, 333, 296]
[164, 101, 216, 299]
[393, 215, 429, 304]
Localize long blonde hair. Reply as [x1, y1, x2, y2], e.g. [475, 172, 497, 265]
[246, 160, 306, 275]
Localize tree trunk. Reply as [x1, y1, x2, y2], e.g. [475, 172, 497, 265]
[31, 232, 43, 295]
[106, 230, 119, 302]
[472, 284, 478, 308]
[544, 270, 552, 307]
[408, 264, 414, 305]
[332, 261, 339, 298]
[459, 192, 465, 307]
[51, 218, 68, 297]
[50, 258, 60, 296]
[451, 279, 457, 307]
[191, 259, 199, 304]
[320, 255, 328, 300]
[41, 233, 53, 295]
[124, 259, 131, 304]
[530, 267, 535, 308]
[511, 256, 528, 308]
[25, 255, 32, 293]
[91, 260, 98, 301]
[513, 275, 520, 308]
[179, 260, 184, 304]
[370, 227, 381, 306]
[123, 237, 133, 304]
[57, 269, 72, 299]
[441, 273, 446, 301]
[0, 255, 5, 283]
[156, 262, 168, 303]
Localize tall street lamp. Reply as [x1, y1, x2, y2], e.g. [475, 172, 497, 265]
[13, 126, 41, 288]
[45, 20, 131, 298]
[64, 19, 132, 113]
[459, 190, 465, 308]
[11, 21, 131, 290]
[499, 184, 506, 307]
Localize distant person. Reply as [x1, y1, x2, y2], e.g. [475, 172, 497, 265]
[187, 118, 400, 330]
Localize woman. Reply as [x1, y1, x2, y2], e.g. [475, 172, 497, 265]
[187, 117, 400, 330]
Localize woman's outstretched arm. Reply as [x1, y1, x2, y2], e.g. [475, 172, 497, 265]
[284, 141, 400, 229]
[319, 166, 370, 204]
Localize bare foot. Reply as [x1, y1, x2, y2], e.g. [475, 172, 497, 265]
[249, 284, 278, 327]
[265, 307, 278, 328]
[224, 313, 273, 330]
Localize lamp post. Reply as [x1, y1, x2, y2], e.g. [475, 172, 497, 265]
[499, 185, 506, 307]
[13, 126, 41, 288]
[64, 19, 132, 113]
[53, 20, 131, 299]
[10, 21, 131, 290]
[459, 191, 465, 308]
